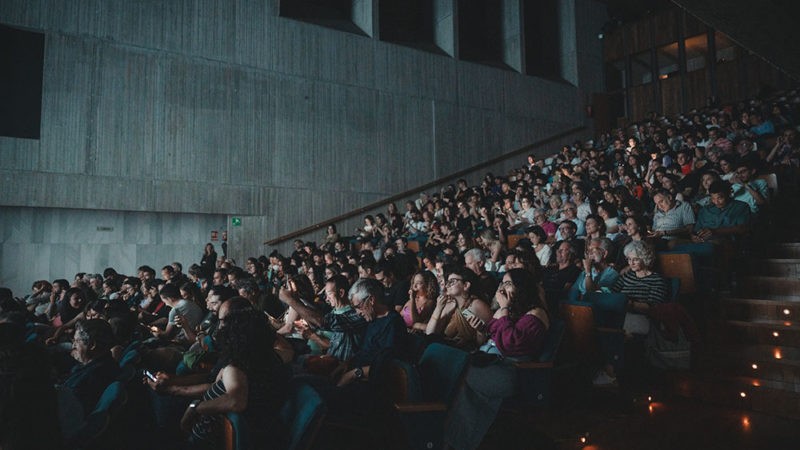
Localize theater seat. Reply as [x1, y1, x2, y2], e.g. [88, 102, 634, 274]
[385, 343, 470, 450]
[506, 319, 566, 409]
[222, 412, 250, 450]
[65, 381, 128, 449]
[279, 382, 326, 450]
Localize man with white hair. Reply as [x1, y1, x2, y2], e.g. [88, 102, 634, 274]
[463, 248, 499, 303]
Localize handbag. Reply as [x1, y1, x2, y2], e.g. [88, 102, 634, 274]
[645, 322, 691, 369]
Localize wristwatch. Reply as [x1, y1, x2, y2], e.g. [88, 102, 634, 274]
[354, 367, 364, 380]
[189, 400, 202, 412]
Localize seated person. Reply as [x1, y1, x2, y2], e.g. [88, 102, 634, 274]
[555, 202, 586, 239]
[568, 238, 620, 300]
[333, 278, 409, 387]
[445, 268, 549, 450]
[59, 319, 121, 430]
[144, 284, 205, 371]
[649, 189, 695, 242]
[482, 268, 550, 360]
[593, 241, 667, 386]
[289, 275, 368, 363]
[613, 241, 668, 336]
[137, 279, 169, 327]
[730, 160, 769, 214]
[399, 271, 437, 333]
[275, 274, 320, 336]
[692, 180, 752, 243]
[150, 284, 204, 345]
[46, 288, 89, 344]
[425, 268, 492, 351]
[542, 241, 582, 307]
[175, 286, 237, 375]
[177, 303, 290, 450]
[551, 221, 584, 261]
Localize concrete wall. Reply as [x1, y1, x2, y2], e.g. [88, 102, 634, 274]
[0, 206, 227, 294]
[0, 0, 606, 296]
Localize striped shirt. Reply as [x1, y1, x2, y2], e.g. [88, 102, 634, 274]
[319, 306, 367, 361]
[612, 271, 668, 305]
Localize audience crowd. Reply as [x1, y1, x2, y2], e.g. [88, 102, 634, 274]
[1, 88, 799, 449]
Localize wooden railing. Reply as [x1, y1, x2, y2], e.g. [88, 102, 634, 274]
[264, 126, 587, 246]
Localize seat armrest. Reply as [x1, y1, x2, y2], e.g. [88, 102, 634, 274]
[596, 326, 625, 335]
[514, 361, 554, 370]
[394, 402, 448, 413]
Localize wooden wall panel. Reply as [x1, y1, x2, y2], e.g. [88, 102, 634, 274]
[660, 76, 683, 118]
[684, 69, 709, 111]
[603, 29, 624, 61]
[716, 60, 741, 104]
[629, 84, 656, 121]
[629, 19, 652, 55]
[653, 9, 677, 47]
[682, 13, 705, 38]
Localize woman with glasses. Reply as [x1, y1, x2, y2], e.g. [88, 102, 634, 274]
[444, 268, 549, 450]
[482, 268, 549, 359]
[425, 268, 491, 350]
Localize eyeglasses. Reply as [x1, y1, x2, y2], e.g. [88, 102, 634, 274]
[446, 278, 463, 286]
[352, 296, 370, 310]
[500, 280, 514, 287]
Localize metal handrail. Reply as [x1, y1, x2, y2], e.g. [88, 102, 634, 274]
[264, 125, 587, 245]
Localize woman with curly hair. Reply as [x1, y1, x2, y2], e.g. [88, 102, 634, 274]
[181, 299, 289, 449]
[400, 271, 439, 332]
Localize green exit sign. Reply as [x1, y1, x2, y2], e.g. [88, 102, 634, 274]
[232, 217, 242, 226]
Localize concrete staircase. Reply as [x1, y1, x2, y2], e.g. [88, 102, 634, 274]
[665, 187, 800, 419]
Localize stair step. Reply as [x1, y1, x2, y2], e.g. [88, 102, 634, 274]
[738, 276, 800, 300]
[764, 243, 800, 259]
[747, 259, 800, 277]
[695, 345, 800, 384]
[703, 344, 800, 363]
[667, 372, 800, 419]
[713, 320, 800, 346]
[721, 297, 800, 321]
